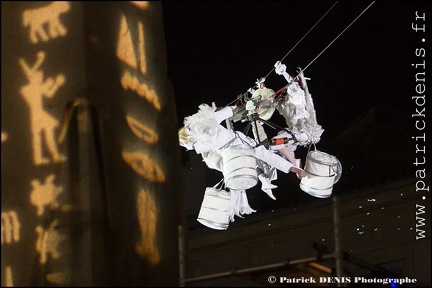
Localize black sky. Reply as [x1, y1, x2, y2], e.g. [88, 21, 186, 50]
[163, 1, 425, 122]
[162, 1, 431, 221]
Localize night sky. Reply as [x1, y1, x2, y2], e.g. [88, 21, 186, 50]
[162, 1, 431, 223]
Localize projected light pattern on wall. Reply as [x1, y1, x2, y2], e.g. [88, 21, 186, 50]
[126, 115, 159, 145]
[116, 1, 165, 264]
[117, 15, 147, 75]
[22, 1, 70, 44]
[2, 1, 177, 285]
[122, 151, 166, 183]
[120, 72, 161, 111]
[1, 211, 20, 245]
[30, 174, 63, 216]
[130, 1, 150, 10]
[19, 51, 67, 166]
[4, 266, 13, 287]
[35, 220, 66, 265]
[2, 2, 71, 286]
[1, 132, 8, 143]
[135, 189, 160, 264]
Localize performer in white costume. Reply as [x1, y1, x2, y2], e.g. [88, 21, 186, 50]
[245, 78, 276, 144]
[274, 61, 324, 145]
[179, 103, 306, 200]
[243, 77, 308, 180]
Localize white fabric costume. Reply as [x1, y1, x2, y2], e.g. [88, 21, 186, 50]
[245, 80, 276, 144]
[245, 86, 276, 121]
[228, 189, 256, 222]
[201, 150, 224, 172]
[182, 104, 296, 174]
[183, 104, 256, 154]
[181, 103, 301, 202]
[274, 61, 324, 145]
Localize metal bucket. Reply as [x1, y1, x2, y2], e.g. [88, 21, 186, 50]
[300, 150, 342, 198]
[197, 187, 230, 230]
[222, 144, 258, 190]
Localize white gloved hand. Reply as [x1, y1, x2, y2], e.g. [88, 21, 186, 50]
[274, 61, 287, 75]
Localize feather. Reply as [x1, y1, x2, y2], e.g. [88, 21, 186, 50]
[183, 103, 219, 142]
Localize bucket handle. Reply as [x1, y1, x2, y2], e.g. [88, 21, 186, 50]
[221, 132, 256, 150]
[213, 178, 225, 190]
[307, 143, 317, 153]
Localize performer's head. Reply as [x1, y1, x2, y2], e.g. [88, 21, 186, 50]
[183, 103, 218, 142]
[178, 126, 194, 150]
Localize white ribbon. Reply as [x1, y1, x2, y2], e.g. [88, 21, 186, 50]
[227, 189, 256, 222]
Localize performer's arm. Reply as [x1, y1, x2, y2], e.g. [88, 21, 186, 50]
[214, 106, 234, 123]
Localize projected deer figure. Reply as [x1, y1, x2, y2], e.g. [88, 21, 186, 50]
[19, 51, 67, 165]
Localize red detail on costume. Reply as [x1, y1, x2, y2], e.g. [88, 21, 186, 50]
[271, 137, 289, 146]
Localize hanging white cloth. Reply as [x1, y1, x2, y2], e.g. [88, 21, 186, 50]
[227, 189, 256, 222]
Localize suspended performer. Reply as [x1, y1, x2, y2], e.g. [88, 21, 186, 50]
[236, 112, 308, 184]
[178, 103, 306, 200]
[274, 61, 324, 146]
[241, 78, 308, 181]
[243, 78, 277, 145]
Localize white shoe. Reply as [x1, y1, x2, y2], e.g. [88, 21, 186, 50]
[262, 188, 276, 200]
[262, 182, 278, 190]
[259, 174, 278, 190]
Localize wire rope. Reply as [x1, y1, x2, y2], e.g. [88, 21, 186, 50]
[263, 1, 339, 81]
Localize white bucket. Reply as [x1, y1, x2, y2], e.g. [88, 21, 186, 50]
[300, 150, 342, 198]
[197, 187, 230, 230]
[222, 144, 258, 190]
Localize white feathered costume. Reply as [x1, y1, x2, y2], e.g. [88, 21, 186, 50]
[182, 103, 296, 173]
[183, 103, 256, 154]
[180, 103, 301, 224]
[181, 103, 257, 223]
